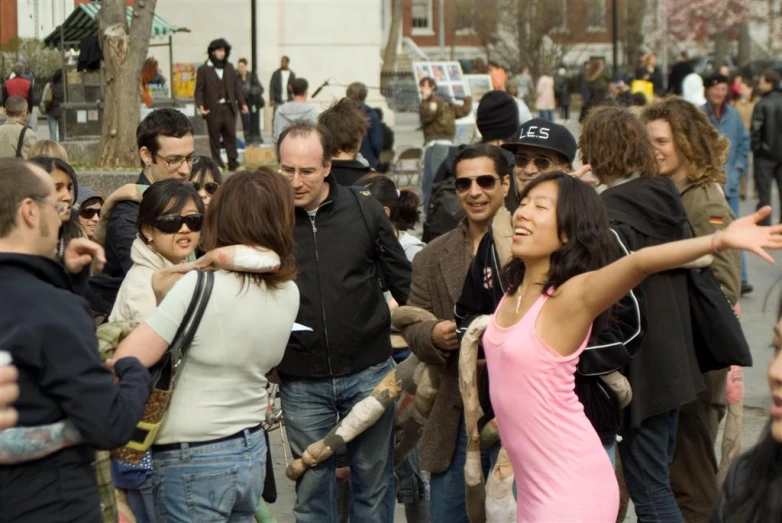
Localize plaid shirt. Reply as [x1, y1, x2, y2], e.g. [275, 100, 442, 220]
[95, 451, 118, 523]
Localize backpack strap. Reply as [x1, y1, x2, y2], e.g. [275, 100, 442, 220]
[15, 125, 27, 158]
[349, 187, 387, 287]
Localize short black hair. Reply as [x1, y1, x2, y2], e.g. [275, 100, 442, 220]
[763, 69, 781, 88]
[136, 108, 194, 162]
[238, 58, 248, 65]
[277, 120, 334, 166]
[291, 78, 309, 97]
[137, 179, 204, 238]
[453, 144, 511, 178]
[419, 77, 436, 89]
[189, 156, 223, 185]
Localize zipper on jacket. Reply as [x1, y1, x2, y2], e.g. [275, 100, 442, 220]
[309, 213, 332, 376]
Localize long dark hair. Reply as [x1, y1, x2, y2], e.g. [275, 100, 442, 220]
[137, 179, 204, 239]
[502, 172, 620, 331]
[356, 173, 420, 231]
[189, 156, 223, 186]
[720, 297, 782, 521]
[29, 156, 84, 250]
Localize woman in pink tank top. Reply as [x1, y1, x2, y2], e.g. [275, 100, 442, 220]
[481, 172, 782, 522]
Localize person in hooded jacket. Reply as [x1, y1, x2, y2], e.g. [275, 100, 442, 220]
[272, 78, 319, 143]
[581, 105, 705, 523]
[0, 159, 150, 523]
[195, 38, 248, 171]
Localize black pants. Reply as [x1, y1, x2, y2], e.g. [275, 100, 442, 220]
[559, 105, 569, 120]
[754, 153, 782, 225]
[205, 103, 239, 170]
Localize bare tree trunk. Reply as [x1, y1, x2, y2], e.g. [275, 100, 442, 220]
[96, 0, 158, 168]
[714, 32, 729, 71]
[737, 22, 751, 66]
[381, 0, 402, 88]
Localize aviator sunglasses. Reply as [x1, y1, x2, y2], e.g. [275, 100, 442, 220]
[454, 174, 501, 193]
[514, 154, 554, 171]
[153, 213, 203, 234]
[190, 181, 220, 196]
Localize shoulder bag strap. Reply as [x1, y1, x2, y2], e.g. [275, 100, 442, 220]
[15, 126, 27, 158]
[170, 271, 214, 375]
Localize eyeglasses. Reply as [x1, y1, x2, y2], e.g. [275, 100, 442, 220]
[515, 154, 554, 171]
[152, 213, 203, 234]
[454, 174, 502, 193]
[279, 166, 320, 178]
[34, 198, 70, 215]
[156, 153, 198, 171]
[190, 181, 219, 196]
[78, 207, 101, 219]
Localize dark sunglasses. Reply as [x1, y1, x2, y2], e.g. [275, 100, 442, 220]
[153, 213, 203, 234]
[191, 181, 219, 196]
[78, 207, 101, 219]
[515, 154, 553, 171]
[454, 174, 501, 193]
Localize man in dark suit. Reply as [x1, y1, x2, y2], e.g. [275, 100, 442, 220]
[270, 56, 296, 114]
[667, 51, 694, 96]
[195, 38, 248, 171]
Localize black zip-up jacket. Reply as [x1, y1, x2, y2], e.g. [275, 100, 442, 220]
[278, 178, 412, 378]
[86, 171, 150, 316]
[454, 222, 647, 442]
[750, 89, 782, 162]
[0, 254, 149, 522]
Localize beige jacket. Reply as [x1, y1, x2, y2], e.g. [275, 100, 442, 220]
[0, 119, 38, 159]
[108, 238, 174, 323]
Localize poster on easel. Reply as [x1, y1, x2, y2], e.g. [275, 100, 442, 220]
[413, 61, 475, 145]
[173, 63, 199, 99]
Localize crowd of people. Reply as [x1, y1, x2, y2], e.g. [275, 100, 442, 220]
[1, 40, 782, 523]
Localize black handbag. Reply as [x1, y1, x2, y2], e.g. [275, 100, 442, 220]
[687, 266, 752, 373]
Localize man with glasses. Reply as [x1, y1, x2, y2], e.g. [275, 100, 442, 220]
[455, 118, 644, 467]
[0, 158, 150, 522]
[87, 108, 195, 317]
[275, 120, 411, 523]
[399, 143, 510, 522]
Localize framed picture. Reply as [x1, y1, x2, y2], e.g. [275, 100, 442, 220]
[415, 63, 432, 82]
[447, 64, 463, 82]
[452, 84, 466, 100]
[436, 84, 452, 100]
[465, 74, 493, 102]
[431, 64, 447, 82]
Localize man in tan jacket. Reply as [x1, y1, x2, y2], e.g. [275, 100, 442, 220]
[0, 95, 37, 159]
[400, 143, 510, 522]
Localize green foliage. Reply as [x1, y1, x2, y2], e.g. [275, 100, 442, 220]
[0, 38, 62, 80]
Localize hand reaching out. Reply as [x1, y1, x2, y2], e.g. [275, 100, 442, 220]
[717, 206, 782, 264]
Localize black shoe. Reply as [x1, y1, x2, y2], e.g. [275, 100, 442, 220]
[741, 282, 754, 296]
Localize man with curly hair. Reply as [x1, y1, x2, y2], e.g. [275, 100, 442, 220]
[642, 97, 742, 523]
[701, 74, 752, 295]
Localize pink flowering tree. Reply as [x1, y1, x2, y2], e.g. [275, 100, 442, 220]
[665, 0, 757, 42]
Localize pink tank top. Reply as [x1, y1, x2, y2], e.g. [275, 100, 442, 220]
[483, 292, 619, 522]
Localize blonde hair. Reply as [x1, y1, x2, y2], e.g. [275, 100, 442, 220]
[641, 97, 728, 185]
[28, 140, 69, 162]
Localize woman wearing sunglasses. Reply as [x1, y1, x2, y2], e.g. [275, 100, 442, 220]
[188, 155, 223, 208]
[75, 185, 104, 241]
[108, 178, 203, 523]
[29, 156, 84, 261]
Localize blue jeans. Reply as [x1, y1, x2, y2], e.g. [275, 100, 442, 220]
[152, 427, 266, 523]
[47, 116, 61, 141]
[726, 194, 749, 283]
[539, 109, 554, 121]
[604, 440, 616, 468]
[127, 475, 158, 523]
[429, 417, 501, 523]
[618, 409, 684, 523]
[396, 447, 430, 522]
[280, 358, 397, 523]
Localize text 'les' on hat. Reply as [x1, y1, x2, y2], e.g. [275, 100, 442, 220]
[501, 118, 577, 164]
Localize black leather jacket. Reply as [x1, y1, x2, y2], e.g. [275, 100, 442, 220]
[751, 89, 782, 162]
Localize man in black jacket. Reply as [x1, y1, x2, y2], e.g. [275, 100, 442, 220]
[667, 51, 693, 96]
[276, 121, 411, 522]
[346, 82, 383, 169]
[751, 69, 782, 225]
[0, 159, 149, 522]
[86, 108, 195, 316]
[455, 120, 645, 461]
[270, 55, 295, 113]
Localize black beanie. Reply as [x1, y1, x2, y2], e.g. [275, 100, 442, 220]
[476, 90, 519, 141]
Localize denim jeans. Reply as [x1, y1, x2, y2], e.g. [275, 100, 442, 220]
[127, 475, 158, 523]
[422, 142, 452, 210]
[47, 116, 61, 142]
[396, 447, 430, 522]
[726, 194, 749, 283]
[280, 358, 397, 523]
[604, 440, 617, 468]
[539, 109, 554, 121]
[429, 416, 501, 523]
[618, 409, 684, 523]
[152, 427, 266, 523]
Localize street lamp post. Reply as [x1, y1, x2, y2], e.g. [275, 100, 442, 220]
[612, 0, 619, 81]
[248, 0, 262, 144]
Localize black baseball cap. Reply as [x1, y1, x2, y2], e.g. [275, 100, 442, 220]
[501, 118, 577, 164]
[704, 74, 730, 89]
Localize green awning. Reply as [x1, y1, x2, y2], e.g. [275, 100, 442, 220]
[43, 3, 188, 47]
